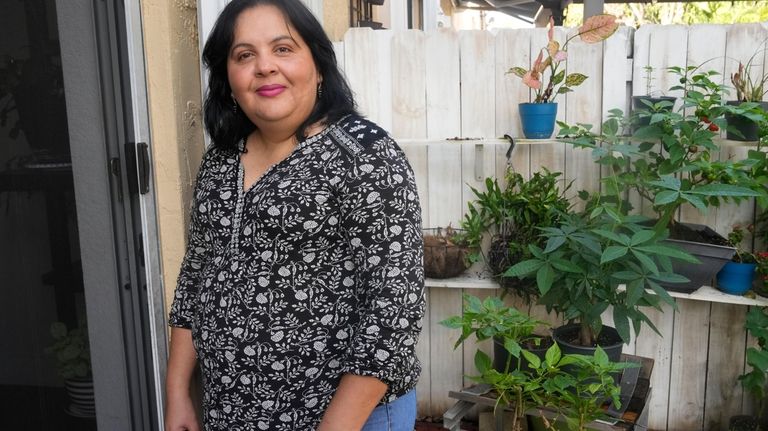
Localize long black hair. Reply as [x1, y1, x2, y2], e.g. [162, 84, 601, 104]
[202, 0, 357, 151]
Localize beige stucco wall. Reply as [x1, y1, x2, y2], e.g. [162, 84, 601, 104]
[141, 0, 206, 314]
[325, 0, 350, 41]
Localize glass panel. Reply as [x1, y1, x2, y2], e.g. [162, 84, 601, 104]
[0, 0, 96, 429]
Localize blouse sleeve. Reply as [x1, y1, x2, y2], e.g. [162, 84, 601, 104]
[168, 149, 215, 329]
[337, 136, 425, 387]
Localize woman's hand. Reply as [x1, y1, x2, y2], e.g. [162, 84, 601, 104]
[165, 327, 200, 431]
[317, 374, 387, 431]
[165, 393, 200, 431]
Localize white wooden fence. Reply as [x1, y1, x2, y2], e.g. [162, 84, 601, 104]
[336, 22, 768, 430]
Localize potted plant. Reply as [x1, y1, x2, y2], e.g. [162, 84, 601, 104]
[45, 318, 95, 417]
[440, 294, 551, 374]
[422, 226, 474, 279]
[716, 225, 758, 295]
[506, 200, 696, 359]
[732, 306, 768, 431]
[555, 65, 766, 293]
[726, 45, 768, 142]
[460, 167, 571, 298]
[441, 295, 550, 431]
[526, 345, 636, 431]
[632, 65, 677, 131]
[441, 295, 636, 431]
[507, 14, 618, 139]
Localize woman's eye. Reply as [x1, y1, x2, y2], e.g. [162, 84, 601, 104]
[276, 46, 292, 54]
[236, 52, 253, 61]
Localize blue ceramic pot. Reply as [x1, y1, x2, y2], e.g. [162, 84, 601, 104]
[716, 261, 756, 295]
[519, 102, 557, 139]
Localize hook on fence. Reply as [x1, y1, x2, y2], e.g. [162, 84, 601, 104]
[503, 134, 515, 162]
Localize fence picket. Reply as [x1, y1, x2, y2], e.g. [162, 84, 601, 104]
[705, 303, 749, 431]
[634, 304, 675, 430]
[460, 31, 496, 138]
[391, 31, 427, 140]
[425, 29, 461, 139]
[668, 300, 710, 430]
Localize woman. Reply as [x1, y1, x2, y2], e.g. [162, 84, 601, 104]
[165, 1, 425, 430]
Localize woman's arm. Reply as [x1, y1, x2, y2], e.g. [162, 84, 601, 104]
[165, 328, 200, 431]
[316, 374, 387, 431]
[331, 131, 425, 426]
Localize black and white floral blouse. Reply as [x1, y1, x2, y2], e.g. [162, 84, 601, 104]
[169, 115, 425, 430]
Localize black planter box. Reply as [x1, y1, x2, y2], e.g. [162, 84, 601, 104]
[661, 223, 735, 293]
[725, 100, 768, 142]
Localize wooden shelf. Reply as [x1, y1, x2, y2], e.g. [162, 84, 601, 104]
[398, 137, 761, 147]
[426, 273, 768, 307]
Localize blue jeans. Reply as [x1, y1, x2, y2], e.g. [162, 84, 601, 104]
[361, 390, 417, 431]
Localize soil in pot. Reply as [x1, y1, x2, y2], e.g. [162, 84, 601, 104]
[668, 222, 729, 245]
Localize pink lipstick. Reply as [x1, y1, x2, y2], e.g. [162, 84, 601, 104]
[257, 84, 286, 97]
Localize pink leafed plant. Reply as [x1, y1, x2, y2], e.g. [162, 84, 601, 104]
[508, 15, 619, 103]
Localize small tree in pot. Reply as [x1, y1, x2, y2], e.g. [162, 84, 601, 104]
[506, 198, 696, 355]
[555, 66, 766, 292]
[441, 295, 637, 431]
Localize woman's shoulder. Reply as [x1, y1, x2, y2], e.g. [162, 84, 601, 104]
[204, 141, 240, 162]
[197, 142, 239, 175]
[326, 114, 397, 158]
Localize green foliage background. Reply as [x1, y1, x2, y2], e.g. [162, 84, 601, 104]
[564, 1, 768, 27]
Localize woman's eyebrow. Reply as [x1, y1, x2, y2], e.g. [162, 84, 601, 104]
[231, 35, 297, 52]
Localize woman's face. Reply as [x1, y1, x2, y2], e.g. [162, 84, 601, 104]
[227, 5, 320, 132]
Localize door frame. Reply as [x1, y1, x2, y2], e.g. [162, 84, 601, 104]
[56, 0, 165, 429]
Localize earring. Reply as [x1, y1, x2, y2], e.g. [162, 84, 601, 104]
[317, 83, 323, 100]
[232, 95, 238, 113]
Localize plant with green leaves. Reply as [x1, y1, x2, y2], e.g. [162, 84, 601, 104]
[530, 345, 637, 431]
[442, 296, 637, 431]
[738, 306, 768, 428]
[506, 203, 697, 346]
[458, 167, 571, 297]
[441, 295, 550, 431]
[725, 224, 757, 264]
[731, 42, 768, 103]
[507, 15, 619, 103]
[641, 65, 657, 96]
[45, 320, 91, 380]
[557, 65, 765, 235]
[441, 294, 549, 373]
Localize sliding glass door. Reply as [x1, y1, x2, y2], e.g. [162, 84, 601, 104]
[0, 0, 164, 429]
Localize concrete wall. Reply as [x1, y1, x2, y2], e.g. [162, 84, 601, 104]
[140, 0, 206, 314]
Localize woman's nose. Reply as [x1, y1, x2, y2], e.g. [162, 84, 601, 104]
[254, 55, 277, 76]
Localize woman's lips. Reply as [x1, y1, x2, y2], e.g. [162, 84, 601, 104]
[257, 84, 286, 97]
